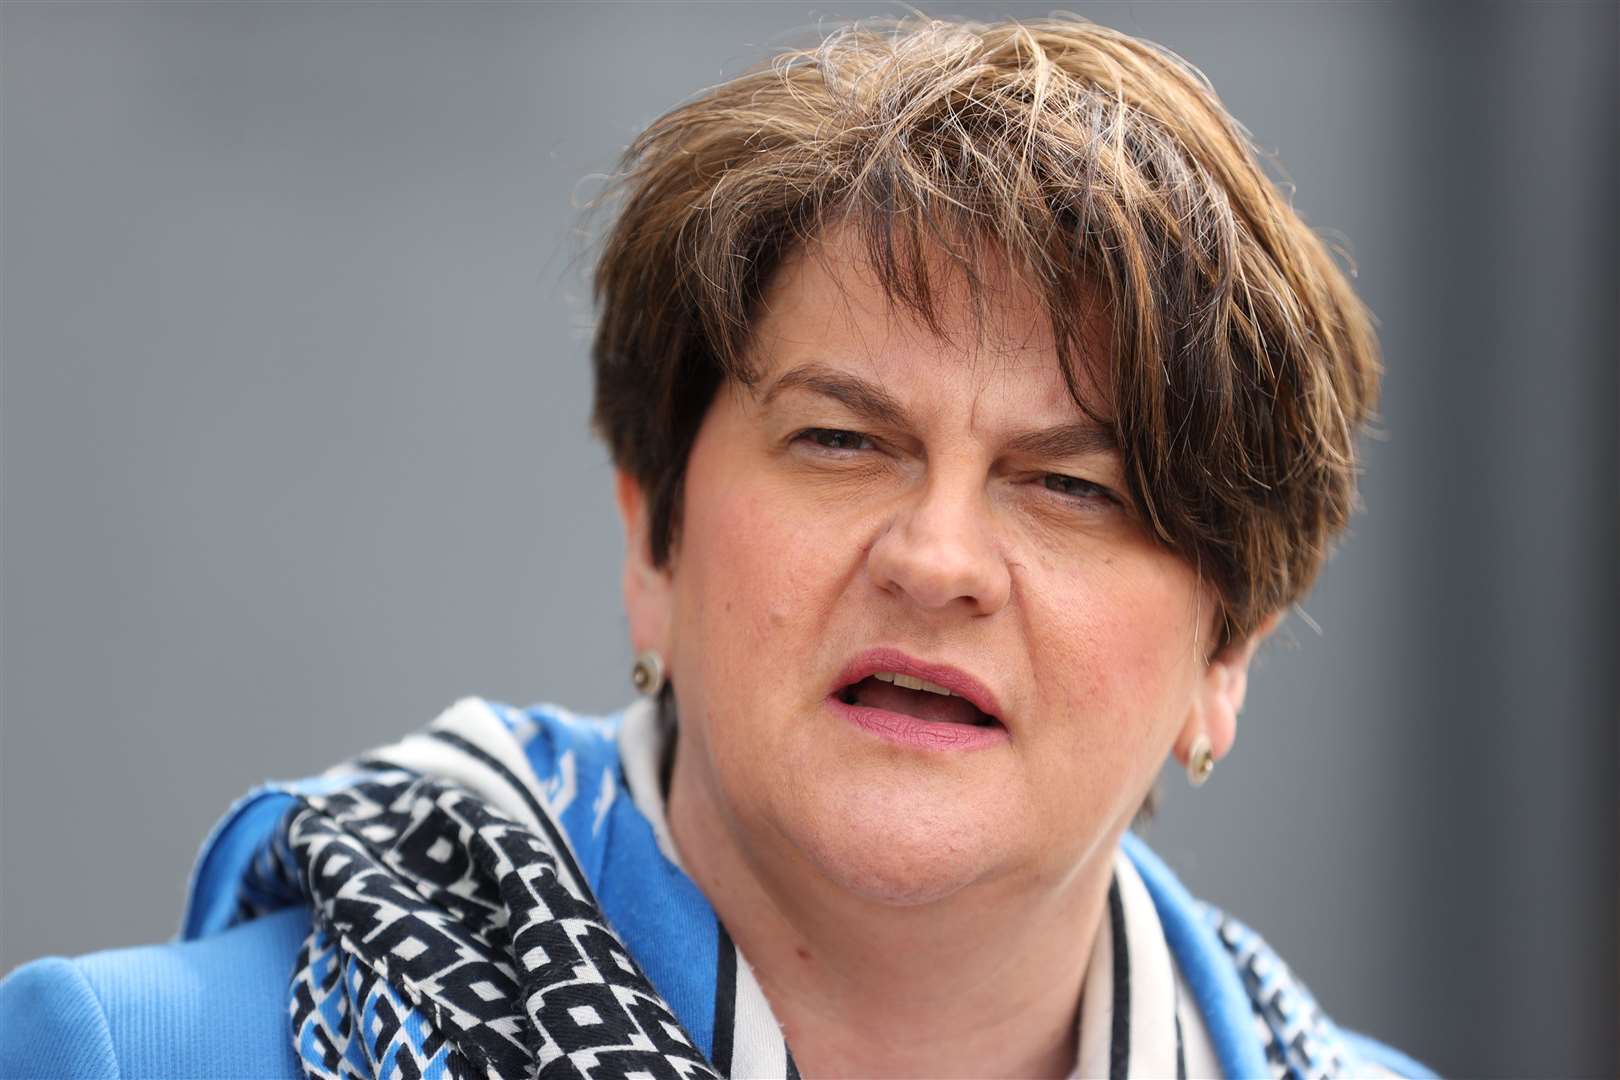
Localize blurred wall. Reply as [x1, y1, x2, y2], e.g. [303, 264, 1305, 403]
[2, 2, 1615, 1074]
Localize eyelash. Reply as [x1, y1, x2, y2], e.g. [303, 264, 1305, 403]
[1041, 473, 1118, 506]
[791, 428, 1119, 507]
[795, 427, 876, 453]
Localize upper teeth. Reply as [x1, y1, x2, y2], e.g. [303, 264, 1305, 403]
[874, 672, 955, 697]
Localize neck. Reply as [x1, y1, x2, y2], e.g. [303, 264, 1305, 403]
[667, 754, 1117, 1079]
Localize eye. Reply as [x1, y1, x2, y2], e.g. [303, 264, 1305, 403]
[795, 428, 875, 452]
[1042, 473, 1118, 505]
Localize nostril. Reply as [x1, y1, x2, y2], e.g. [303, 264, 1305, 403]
[864, 509, 1010, 616]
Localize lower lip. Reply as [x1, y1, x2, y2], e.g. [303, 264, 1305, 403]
[828, 696, 1010, 752]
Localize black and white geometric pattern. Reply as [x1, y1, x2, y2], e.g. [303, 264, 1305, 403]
[240, 720, 718, 1080]
[1205, 907, 1387, 1080]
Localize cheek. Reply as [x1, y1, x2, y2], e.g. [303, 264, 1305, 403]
[1036, 550, 1205, 754]
[669, 454, 870, 832]
[670, 454, 859, 746]
[680, 475, 833, 641]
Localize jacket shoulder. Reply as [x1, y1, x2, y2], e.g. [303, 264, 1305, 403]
[0, 905, 310, 1079]
[0, 956, 119, 1078]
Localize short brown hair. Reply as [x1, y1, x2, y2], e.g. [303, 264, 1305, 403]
[591, 15, 1379, 649]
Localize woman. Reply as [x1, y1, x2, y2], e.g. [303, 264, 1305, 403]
[1, 16, 1430, 1079]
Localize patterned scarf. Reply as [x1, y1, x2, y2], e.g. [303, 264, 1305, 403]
[239, 703, 718, 1079]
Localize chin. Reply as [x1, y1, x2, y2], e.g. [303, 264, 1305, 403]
[782, 773, 1014, 908]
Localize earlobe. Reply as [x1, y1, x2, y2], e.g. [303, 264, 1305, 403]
[614, 470, 673, 662]
[1177, 609, 1283, 769]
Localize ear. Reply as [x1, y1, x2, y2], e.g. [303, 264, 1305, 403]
[1175, 609, 1284, 767]
[614, 470, 673, 663]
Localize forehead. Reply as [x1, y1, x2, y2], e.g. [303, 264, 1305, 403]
[747, 225, 1112, 420]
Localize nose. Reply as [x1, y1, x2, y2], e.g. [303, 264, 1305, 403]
[866, 474, 1011, 616]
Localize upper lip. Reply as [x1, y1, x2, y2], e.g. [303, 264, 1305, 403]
[831, 647, 1005, 725]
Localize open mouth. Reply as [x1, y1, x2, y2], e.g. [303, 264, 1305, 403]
[836, 672, 1001, 728]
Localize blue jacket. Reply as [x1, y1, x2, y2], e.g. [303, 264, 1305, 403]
[0, 700, 1431, 1078]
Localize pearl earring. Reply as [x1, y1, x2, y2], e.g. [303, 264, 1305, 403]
[630, 650, 665, 696]
[1186, 734, 1215, 787]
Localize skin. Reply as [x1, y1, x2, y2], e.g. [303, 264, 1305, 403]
[616, 228, 1279, 1078]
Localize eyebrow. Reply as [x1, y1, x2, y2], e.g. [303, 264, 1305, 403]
[1002, 421, 1118, 459]
[760, 362, 1118, 458]
[761, 363, 909, 427]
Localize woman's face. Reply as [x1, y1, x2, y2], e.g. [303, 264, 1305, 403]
[620, 230, 1259, 907]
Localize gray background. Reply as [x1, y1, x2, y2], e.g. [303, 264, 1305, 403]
[2, 2, 1615, 1075]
